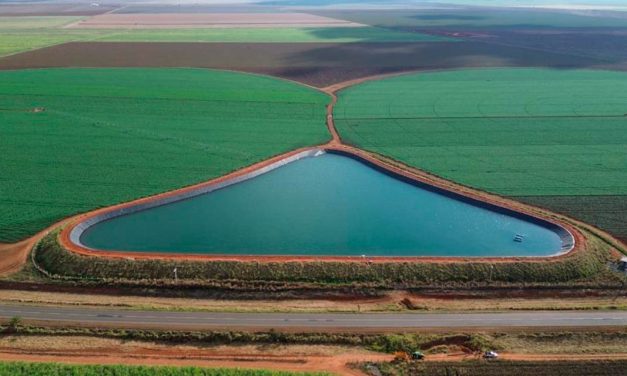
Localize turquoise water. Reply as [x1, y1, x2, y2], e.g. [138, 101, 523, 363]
[80, 153, 567, 257]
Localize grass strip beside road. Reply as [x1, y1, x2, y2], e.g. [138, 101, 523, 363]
[0, 289, 625, 314]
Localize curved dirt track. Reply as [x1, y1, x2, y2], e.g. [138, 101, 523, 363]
[0, 219, 72, 276]
[0, 338, 392, 375]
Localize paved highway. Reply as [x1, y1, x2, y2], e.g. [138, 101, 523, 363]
[0, 304, 626, 330]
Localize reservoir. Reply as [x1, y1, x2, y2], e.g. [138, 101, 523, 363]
[78, 152, 571, 257]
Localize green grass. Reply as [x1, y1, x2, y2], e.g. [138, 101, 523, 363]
[0, 17, 83, 30]
[0, 32, 105, 57]
[33, 229, 616, 286]
[0, 68, 330, 242]
[334, 68, 627, 239]
[0, 16, 452, 57]
[0, 17, 108, 57]
[0, 362, 330, 376]
[335, 68, 627, 196]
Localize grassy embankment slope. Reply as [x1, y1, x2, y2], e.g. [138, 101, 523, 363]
[0, 68, 330, 242]
[0, 16, 452, 57]
[334, 68, 627, 243]
[32, 228, 615, 286]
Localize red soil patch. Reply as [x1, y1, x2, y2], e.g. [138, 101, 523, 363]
[0, 218, 72, 276]
[0, 243, 26, 276]
[0, 346, 390, 376]
[0, 345, 626, 376]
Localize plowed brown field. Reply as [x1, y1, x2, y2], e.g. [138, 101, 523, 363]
[0, 41, 610, 87]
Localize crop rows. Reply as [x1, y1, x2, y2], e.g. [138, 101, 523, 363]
[0, 15, 449, 57]
[335, 68, 627, 241]
[515, 195, 627, 243]
[370, 360, 627, 376]
[0, 68, 330, 242]
[0, 362, 329, 376]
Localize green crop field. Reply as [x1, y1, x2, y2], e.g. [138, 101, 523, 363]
[0, 68, 330, 242]
[0, 362, 330, 376]
[0, 16, 452, 57]
[0, 17, 83, 29]
[0, 17, 106, 57]
[334, 68, 627, 241]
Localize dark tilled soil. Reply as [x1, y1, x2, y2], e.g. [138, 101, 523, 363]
[0, 41, 613, 87]
[436, 28, 627, 63]
[370, 360, 627, 376]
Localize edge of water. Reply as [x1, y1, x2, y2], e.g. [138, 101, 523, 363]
[68, 148, 575, 258]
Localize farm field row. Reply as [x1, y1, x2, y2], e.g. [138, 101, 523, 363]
[0, 17, 103, 56]
[312, 7, 627, 64]
[368, 359, 627, 376]
[0, 68, 330, 242]
[313, 6, 627, 28]
[516, 195, 627, 243]
[0, 40, 605, 88]
[334, 68, 627, 241]
[66, 12, 365, 29]
[0, 3, 116, 16]
[0, 362, 328, 376]
[0, 16, 450, 57]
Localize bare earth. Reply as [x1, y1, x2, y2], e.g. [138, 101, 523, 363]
[0, 336, 389, 376]
[0, 241, 35, 277]
[67, 13, 364, 29]
[0, 335, 626, 375]
[0, 41, 610, 88]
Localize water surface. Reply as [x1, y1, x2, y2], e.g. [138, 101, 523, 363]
[80, 153, 567, 257]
